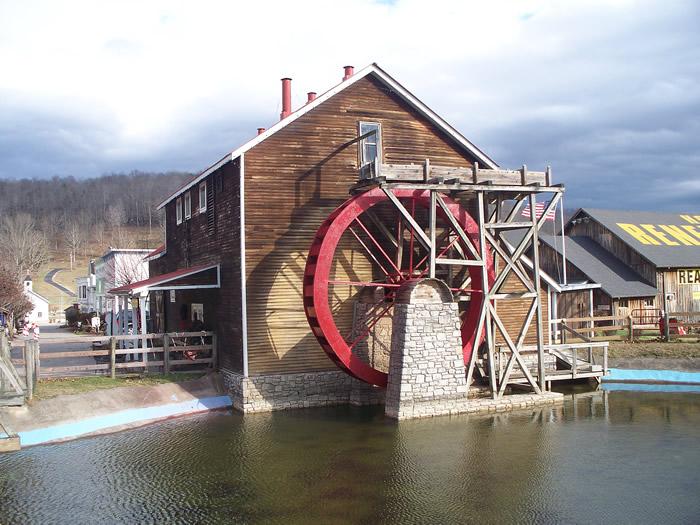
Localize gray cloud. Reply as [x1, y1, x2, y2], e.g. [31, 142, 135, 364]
[0, 0, 698, 213]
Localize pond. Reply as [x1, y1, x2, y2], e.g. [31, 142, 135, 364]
[1, 388, 699, 524]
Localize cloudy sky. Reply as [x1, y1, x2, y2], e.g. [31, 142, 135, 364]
[1, 0, 698, 210]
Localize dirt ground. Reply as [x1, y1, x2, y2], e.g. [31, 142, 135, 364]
[598, 341, 700, 359]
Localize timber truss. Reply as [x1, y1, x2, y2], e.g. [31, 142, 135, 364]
[351, 160, 564, 398]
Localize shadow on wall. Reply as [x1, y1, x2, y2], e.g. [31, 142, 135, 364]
[245, 138, 374, 375]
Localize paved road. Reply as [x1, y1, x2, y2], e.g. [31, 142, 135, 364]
[44, 268, 76, 296]
[11, 324, 105, 377]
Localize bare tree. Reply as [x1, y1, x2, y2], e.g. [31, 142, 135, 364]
[0, 214, 49, 280]
[0, 265, 33, 335]
[64, 221, 84, 270]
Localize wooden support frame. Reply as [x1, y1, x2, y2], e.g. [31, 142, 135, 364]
[355, 159, 568, 399]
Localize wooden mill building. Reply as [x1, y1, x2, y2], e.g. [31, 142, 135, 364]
[115, 64, 596, 411]
[560, 208, 700, 318]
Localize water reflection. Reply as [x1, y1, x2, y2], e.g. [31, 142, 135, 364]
[1, 390, 699, 524]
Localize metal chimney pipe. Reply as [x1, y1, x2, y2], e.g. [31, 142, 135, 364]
[306, 92, 317, 104]
[280, 77, 292, 120]
[343, 65, 354, 80]
[257, 127, 266, 135]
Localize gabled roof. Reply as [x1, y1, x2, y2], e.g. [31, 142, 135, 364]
[568, 208, 700, 269]
[158, 63, 498, 209]
[26, 289, 50, 304]
[540, 234, 658, 299]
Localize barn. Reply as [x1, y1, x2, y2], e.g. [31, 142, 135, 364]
[115, 64, 603, 413]
[565, 209, 700, 319]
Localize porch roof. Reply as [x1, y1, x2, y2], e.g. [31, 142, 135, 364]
[108, 264, 220, 295]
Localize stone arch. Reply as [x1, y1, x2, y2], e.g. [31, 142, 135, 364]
[395, 278, 454, 305]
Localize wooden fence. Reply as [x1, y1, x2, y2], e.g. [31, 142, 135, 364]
[12, 331, 217, 380]
[551, 311, 700, 343]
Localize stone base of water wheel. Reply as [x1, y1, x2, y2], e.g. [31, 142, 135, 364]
[384, 279, 469, 420]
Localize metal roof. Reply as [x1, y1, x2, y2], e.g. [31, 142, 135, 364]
[109, 264, 219, 295]
[157, 62, 498, 209]
[539, 234, 658, 299]
[569, 208, 700, 269]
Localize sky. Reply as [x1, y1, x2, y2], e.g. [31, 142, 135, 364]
[0, 0, 698, 211]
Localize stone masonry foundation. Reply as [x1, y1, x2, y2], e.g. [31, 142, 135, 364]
[221, 368, 384, 413]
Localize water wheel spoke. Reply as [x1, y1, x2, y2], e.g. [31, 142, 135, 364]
[348, 226, 392, 279]
[353, 217, 402, 275]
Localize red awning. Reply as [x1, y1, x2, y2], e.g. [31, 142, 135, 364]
[143, 244, 166, 261]
[109, 264, 219, 295]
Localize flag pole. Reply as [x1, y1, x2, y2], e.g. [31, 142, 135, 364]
[560, 204, 567, 285]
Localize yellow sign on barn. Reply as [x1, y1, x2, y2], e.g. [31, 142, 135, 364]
[617, 215, 700, 246]
[678, 268, 700, 284]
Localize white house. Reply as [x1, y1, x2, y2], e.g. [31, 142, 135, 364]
[94, 248, 151, 314]
[76, 259, 97, 313]
[23, 276, 50, 324]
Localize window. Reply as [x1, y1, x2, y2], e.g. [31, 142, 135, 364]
[184, 191, 192, 219]
[199, 182, 207, 213]
[176, 197, 182, 224]
[359, 122, 381, 167]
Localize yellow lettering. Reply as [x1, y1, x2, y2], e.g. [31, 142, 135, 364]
[641, 224, 678, 246]
[659, 225, 700, 246]
[682, 225, 700, 241]
[618, 223, 660, 245]
[680, 214, 698, 224]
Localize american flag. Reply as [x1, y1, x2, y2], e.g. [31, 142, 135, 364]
[521, 201, 556, 221]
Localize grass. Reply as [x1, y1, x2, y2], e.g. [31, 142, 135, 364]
[594, 340, 700, 360]
[34, 373, 205, 400]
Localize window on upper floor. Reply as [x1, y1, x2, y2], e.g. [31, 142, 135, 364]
[176, 197, 182, 225]
[359, 121, 381, 167]
[199, 182, 207, 213]
[184, 191, 192, 220]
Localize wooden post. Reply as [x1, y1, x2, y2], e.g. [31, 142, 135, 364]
[24, 340, 34, 400]
[110, 336, 117, 379]
[572, 347, 577, 379]
[211, 332, 218, 370]
[428, 189, 436, 279]
[664, 310, 670, 342]
[163, 333, 170, 374]
[529, 190, 546, 393]
[628, 315, 634, 342]
[561, 319, 567, 344]
[34, 339, 40, 382]
[139, 296, 148, 374]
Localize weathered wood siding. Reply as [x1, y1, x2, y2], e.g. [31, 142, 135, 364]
[556, 290, 591, 320]
[494, 260, 550, 346]
[243, 76, 482, 375]
[152, 160, 244, 373]
[567, 217, 656, 284]
[657, 270, 700, 316]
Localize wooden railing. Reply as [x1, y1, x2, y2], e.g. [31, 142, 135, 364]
[13, 331, 216, 380]
[551, 312, 700, 343]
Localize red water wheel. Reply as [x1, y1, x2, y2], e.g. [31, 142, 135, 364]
[303, 187, 494, 387]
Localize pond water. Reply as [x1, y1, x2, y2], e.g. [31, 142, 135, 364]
[1, 388, 699, 524]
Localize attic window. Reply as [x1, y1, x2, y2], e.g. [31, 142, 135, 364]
[359, 122, 381, 167]
[176, 197, 182, 225]
[184, 191, 192, 220]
